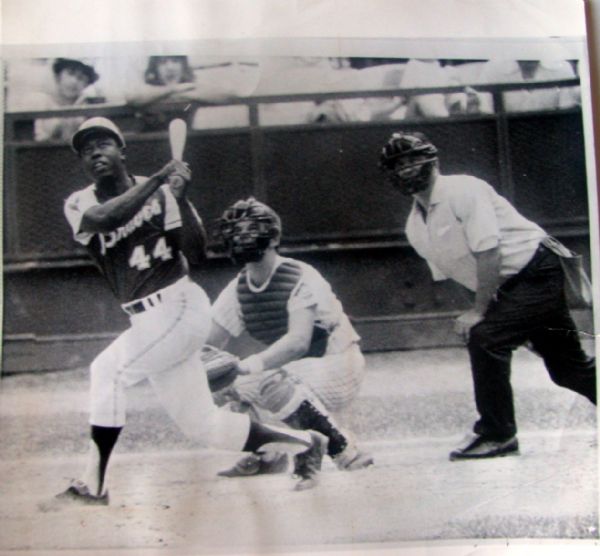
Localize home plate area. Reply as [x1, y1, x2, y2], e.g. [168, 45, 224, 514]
[0, 347, 596, 552]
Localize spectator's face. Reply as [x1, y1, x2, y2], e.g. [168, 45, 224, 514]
[55, 68, 91, 102]
[79, 133, 125, 180]
[156, 58, 185, 85]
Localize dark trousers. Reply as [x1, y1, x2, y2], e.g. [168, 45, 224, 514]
[467, 245, 596, 440]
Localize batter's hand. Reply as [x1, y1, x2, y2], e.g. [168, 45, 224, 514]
[454, 309, 484, 342]
[157, 159, 190, 180]
[160, 160, 191, 199]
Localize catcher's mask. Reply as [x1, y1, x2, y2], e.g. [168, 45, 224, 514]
[217, 197, 282, 264]
[379, 131, 438, 195]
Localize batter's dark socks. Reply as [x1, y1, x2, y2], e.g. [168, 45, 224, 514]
[91, 425, 122, 495]
[242, 421, 310, 453]
[284, 400, 347, 457]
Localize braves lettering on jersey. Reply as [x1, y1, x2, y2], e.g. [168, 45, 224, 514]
[64, 176, 186, 303]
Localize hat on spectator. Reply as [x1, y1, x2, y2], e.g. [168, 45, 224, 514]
[71, 117, 126, 153]
[53, 58, 99, 85]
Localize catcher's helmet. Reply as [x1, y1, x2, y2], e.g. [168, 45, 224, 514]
[217, 197, 282, 264]
[379, 131, 438, 195]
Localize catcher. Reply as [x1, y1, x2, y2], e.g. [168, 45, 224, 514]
[205, 197, 374, 480]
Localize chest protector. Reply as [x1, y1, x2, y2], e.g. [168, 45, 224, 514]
[237, 261, 329, 357]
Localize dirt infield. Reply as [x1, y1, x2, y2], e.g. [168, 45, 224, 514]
[0, 347, 597, 555]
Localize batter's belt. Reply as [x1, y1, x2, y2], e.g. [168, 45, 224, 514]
[121, 276, 190, 316]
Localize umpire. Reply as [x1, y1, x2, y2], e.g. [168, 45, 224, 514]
[379, 131, 596, 460]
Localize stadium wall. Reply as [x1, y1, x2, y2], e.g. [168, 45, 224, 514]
[2, 106, 594, 372]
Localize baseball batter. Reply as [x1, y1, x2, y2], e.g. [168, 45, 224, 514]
[208, 198, 373, 479]
[53, 117, 327, 505]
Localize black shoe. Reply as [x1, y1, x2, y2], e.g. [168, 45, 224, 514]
[449, 434, 519, 461]
[218, 452, 289, 478]
[293, 432, 327, 491]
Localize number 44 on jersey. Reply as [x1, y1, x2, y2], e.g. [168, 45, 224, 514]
[129, 237, 173, 270]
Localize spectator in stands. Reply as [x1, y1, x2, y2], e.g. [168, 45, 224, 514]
[441, 60, 488, 115]
[366, 66, 408, 121]
[15, 58, 103, 142]
[307, 95, 406, 125]
[307, 100, 356, 124]
[125, 55, 198, 108]
[257, 56, 348, 126]
[469, 59, 580, 113]
[323, 58, 455, 123]
[306, 61, 408, 124]
[308, 59, 490, 123]
[401, 59, 452, 120]
[125, 55, 253, 131]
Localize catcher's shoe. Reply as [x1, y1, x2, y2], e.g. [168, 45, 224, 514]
[334, 447, 374, 471]
[293, 432, 327, 491]
[218, 452, 289, 478]
[38, 480, 109, 511]
[449, 434, 519, 461]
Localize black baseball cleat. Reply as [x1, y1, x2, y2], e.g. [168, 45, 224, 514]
[38, 480, 109, 511]
[293, 432, 327, 491]
[449, 434, 519, 461]
[218, 452, 289, 478]
[56, 479, 109, 505]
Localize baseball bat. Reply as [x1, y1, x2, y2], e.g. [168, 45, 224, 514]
[168, 118, 187, 161]
[168, 119, 188, 191]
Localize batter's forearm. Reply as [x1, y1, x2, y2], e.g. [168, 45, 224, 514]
[81, 173, 165, 232]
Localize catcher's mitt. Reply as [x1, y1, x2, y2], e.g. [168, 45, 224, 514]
[201, 345, 241, 393]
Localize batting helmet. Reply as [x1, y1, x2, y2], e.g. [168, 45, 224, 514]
[217, 197, 282, 264]
[379, 131, 438, 195]
[71, 117, 126, 154]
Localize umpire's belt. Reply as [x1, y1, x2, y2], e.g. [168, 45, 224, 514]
[121, 291, 163, 315]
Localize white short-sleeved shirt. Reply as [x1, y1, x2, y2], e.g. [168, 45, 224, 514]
[476, 59, 580, 113]
[405, 174, 546, 292]
[212, 255, 360, 353]
[14, 91, 86, 142]
[400, 59, 452, 118]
